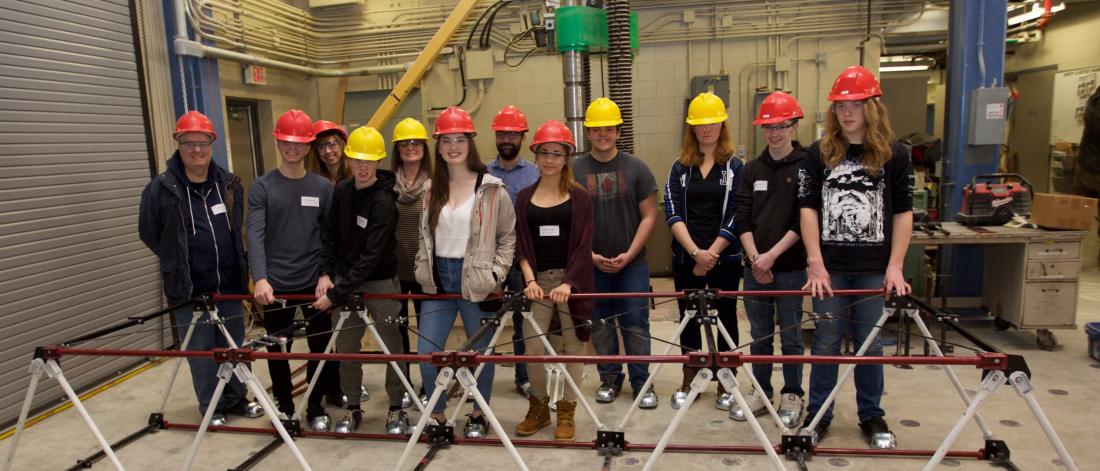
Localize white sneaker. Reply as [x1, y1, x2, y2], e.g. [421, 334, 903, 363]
[777, 394, 804, 429]
[728, 389, 768, 422]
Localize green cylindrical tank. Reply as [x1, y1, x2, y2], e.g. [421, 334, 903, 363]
[556, 6, 608, 52]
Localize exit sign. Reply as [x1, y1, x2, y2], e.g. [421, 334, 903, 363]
[244, 65, 267, 85]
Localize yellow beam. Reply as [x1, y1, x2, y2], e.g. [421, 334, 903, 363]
[366, 0, 481, 129]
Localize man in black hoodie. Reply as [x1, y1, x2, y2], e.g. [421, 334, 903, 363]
[312, 126, 408, 434]
[731, 92, 809, 428]
[138, 111, 262, 426]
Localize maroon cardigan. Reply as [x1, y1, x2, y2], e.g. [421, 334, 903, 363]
[514, 184, 595, 340]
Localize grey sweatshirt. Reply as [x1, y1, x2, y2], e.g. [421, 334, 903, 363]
[247, 169, 333, 291]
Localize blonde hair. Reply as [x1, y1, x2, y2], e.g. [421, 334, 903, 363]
[820, 98, 895, 174]
[679, 122, 734, 166]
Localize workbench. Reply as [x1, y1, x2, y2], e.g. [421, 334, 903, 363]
[910, 222, 1087, 350]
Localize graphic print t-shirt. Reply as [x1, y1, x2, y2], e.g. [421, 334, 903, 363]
[573, 151, 658, 258]
[798, 141, 914, 273]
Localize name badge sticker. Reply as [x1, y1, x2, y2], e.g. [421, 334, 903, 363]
[539, 225, 561, 237]
[210, 203, 226, 215]
[753, 180, 768, 192]
[301, 196, 320, 207]
[356, 216, 368, 228]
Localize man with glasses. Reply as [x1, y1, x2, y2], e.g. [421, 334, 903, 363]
[731, 92, 810, 427]
[486, 105, 540, 398]
[139, 111, 263, 426]
[247, 109, 337, 428]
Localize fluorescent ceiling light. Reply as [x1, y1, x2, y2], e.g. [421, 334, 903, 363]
[1008, 1, 1066, 26]
[881, 65, 930, 72]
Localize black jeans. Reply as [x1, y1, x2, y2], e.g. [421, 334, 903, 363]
[261, 289, 342, 418]
[672, 259, 742, 358]
[398, 280, 424, 356]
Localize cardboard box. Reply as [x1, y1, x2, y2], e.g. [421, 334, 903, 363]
[1031, 193, 1098, 230]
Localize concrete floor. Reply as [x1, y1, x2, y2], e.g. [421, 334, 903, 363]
[3, 266, 1100, 470]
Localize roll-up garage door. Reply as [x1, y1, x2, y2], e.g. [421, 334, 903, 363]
[0, 0, 163, 425]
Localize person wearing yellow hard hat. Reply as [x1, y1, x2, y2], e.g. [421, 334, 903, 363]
[573, 97, 661, 408]
[247, 109, 342, 430]
[664, 92, 744, 412]
[391, 117, 432, 409]
[312, 126, 411, 435]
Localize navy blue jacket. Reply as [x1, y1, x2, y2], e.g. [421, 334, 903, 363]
[139, 153, 248, 304]
[664, 156, 743, 264]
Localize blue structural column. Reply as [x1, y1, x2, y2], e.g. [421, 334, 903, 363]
[942, 0, 1008, 298]
[161, 0, 229, 168]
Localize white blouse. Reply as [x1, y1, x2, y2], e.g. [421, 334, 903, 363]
[434, 195, 474, 258]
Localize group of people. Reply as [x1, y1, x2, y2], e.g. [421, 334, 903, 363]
[138, 64, 913, 449]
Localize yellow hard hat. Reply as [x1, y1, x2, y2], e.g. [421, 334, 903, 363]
[392, 117, 428, 142]
[344, 126, 387, 161]
[584, 97, 624, 128]
[685, 92, 729, 126]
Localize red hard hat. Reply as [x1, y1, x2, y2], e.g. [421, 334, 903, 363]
[827, 65, 882, 102]
[753, 91, 805, 126]
[490, 105, 529, 132]
[273, 109, 315, 143]
[173, 110, 217, 141]
[312, 120, 347, 142]
[433, 106, 477, 137]
[529, 120, 575, 153]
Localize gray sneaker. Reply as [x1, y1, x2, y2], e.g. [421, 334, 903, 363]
[463, 414, 488, 438]
[729, 389, 768, 422]
[386, 409, 409, 435]
[669, 388, 690, 410]
[209, 413, 228, 427]
[777, 394, 804, 429]
[310, 414, 332, 432]
[334, 409, 362, 434]
[595, 379, 622, 403]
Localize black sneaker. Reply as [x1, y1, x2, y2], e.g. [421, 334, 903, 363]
[800, 416, 830, 445]
[595, 378, 623, 403]
[464, 414, 489, 438]
[859, 416, 897, 449]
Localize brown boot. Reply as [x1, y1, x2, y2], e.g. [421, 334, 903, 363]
[554, 400, 576, 441]
[515, 395, 551, 436]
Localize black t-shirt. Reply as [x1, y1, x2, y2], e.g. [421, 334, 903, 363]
[684, 166, 725, 250]
[798, 141, 914, 273]
[527, 199, 573, 270]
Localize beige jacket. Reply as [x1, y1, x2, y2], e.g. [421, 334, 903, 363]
[414, 173, 516, 302]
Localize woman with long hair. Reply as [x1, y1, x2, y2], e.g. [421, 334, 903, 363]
[664, 92, 743, 411]
[391, 117, 432, 407]
[797, 65, 914, 449]
[307, 120, 350, 185]
[512, 120, 594, 441]
[414, 106, 516, 438]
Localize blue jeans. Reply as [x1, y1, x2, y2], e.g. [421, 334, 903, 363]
[506, 262, 528, 385]
[592, 257, 651, 391]
[805, 273, 887, 423]
[743, 268, 807, 399]
[418, 257, 496, 413]
[172, 301, 247, 415]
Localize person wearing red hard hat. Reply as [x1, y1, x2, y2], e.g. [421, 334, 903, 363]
[414, 106, 516, 438]
[487, 105, 540, 398]
[664, 92, 744, 412]
[139, 111, 263, 426]
[307, 120, 350, 186]
[729, 91, 810, 427]
[246, 109, 341, 429]
[797, 65, 914, 449]
[512, 120, 594, 441]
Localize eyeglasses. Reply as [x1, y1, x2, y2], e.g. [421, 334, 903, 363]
[179, 140, 213, 150]
[398, 140, 422, 148]
[316, 139, 342, 150]
[762, 123, 794, 132]
[439, 137, 468, 147]
[833, 101, 866, 113]
[535, 150, 569, 159]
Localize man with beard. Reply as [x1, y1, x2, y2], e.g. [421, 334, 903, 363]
[486, 105, 540, 398]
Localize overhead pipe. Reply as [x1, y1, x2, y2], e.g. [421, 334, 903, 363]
[174, 38, 410, 77]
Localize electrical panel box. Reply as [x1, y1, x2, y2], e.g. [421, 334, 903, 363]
[689, 75, 730, 107]
[967, 87, 1011, 145]
[464, 49, 495, 80]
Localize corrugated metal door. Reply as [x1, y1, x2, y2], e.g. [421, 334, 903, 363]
[0, 0, 163, 425]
